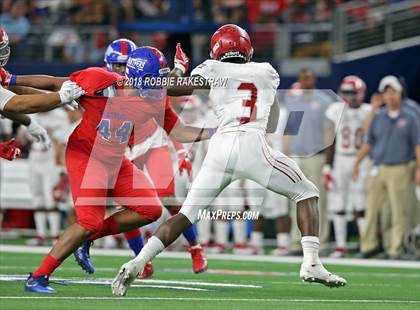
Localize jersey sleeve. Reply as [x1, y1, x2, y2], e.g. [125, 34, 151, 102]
[163, 97, 181, 134]
[190, 60, 216, 80]
[69, 67, 122, 96]
[265, 63, 280, 89]
[325, 102, 342, 124]
[0, 85, 16, 110]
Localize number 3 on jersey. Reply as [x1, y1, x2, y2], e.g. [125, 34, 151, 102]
[238, 83, 257, 124]
[97, 119, 132, 144]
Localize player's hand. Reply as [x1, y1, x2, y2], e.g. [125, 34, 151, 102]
[63, 100, 79, 111]
[58, 81, 86, 104]
[352, 163, 359, 181]
[0, 68, 12, 86]
[174, 43, 189, 74]
[0, 139, 22, 161]
[178, 149, 192, 181]
[27, 119, 52, 149]
[370, 93, 384, 109]
[322, 165, 335, 191]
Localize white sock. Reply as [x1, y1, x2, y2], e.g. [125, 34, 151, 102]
[34, 211, 47, 238]
[356, 217, 366, 237]
[48, 211, 61, 238]
[250, 231, 263, 248]
[133, 236, 165, 266]
[301, 236, 321, 265]
[277, 233, 291, 249]
[332, 214, 347, 249]
[214, 221, 228, 245]
[233, 220, 247, 244]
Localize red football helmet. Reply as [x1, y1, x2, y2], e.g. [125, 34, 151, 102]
[210, 24, 253, 62]
[339, 75, 366, 107]
[0, 28, 10, 67]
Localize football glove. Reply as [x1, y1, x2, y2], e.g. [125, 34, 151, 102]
[322, 164, 335, 192]
[174, 43, 190, 74]
[177, 149, 192, 181]
[0, 67, 13, 86]
[58, 81, 85, 104]
[0, 139, 22, 161]
[27, 119, 52, 149]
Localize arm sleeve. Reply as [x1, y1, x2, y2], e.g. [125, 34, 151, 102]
[163, 98, 181, 134]
[0, 86, 16, 110]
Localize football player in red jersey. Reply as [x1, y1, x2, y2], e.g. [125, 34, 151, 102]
[19, 46, 215, 293]
[97, 41, 206, 278]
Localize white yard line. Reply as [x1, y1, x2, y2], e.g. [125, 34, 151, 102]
[0, 296, 418, 304]
[1, 244, 419, 269]
[0, 275, 262, 289]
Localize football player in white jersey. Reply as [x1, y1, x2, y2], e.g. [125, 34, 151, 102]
[0, 28, 83, 152]
[112, 24, 346, 295]
[26, 109, 71, 245]
[323, 76, 371, 258]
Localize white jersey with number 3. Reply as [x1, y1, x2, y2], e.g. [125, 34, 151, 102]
[179, 59, 319, 224]
[326, 102, 371, 156]
[191, 60, 280, 133]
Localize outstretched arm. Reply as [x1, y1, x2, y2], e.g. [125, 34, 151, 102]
[0, 109, 31, 126]
[14, 75, 67, 91]
[1, 68, 67, 91]
[2, 81, 84, 114]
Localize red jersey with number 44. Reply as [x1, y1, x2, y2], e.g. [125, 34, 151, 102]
[68, 67, 179, 161]
[190, 60, 279, 133]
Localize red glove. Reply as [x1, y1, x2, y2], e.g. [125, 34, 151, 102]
[0, 68, 13, 86]
[0, 139, 22, 161]
[178, 150, 192, 182]
[322, 165, 335, 192]
[174, 43, 189, 74]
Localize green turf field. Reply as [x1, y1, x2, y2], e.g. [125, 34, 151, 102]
[0, 249, 419, 310]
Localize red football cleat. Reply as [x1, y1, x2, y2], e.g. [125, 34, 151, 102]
[137, 261, 154, 279]
[188, 245, 208, 274]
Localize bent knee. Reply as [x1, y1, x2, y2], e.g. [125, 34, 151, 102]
[292, 179, 320, 203]
[77, 215, 104, 233]
[131, 204, 163, 222]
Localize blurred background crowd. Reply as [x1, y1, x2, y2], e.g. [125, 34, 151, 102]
[1, 0, 419, 260]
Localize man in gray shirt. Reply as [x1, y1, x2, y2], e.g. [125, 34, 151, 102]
[352, 79, 420, 258]
[283, 68, 332, 248]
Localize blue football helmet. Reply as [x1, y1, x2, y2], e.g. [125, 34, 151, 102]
[104, 38, 137, 71]
[125, 46, 170, 91]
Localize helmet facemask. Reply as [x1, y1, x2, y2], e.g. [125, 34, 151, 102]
[0, 31, 10, 67]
